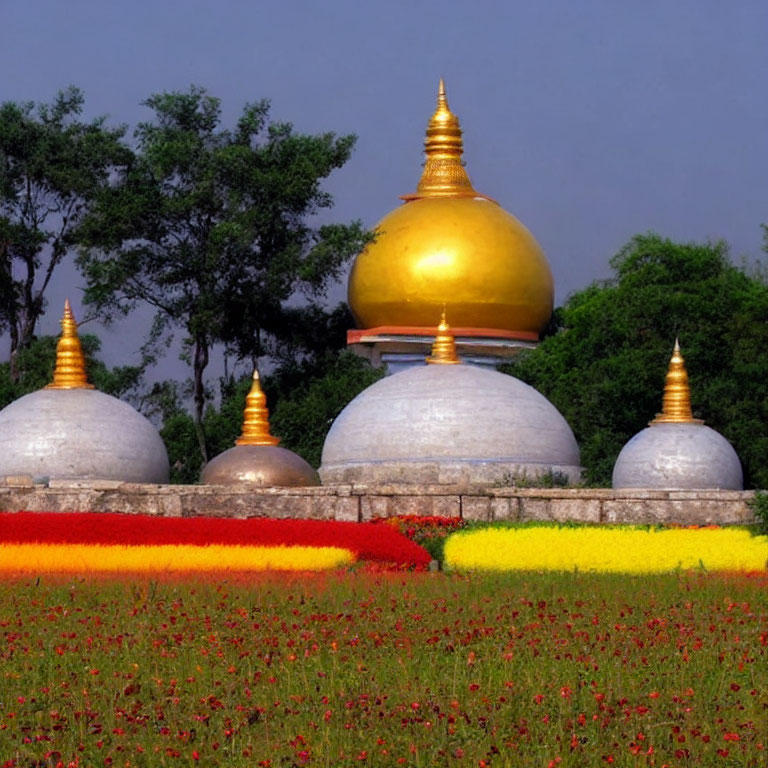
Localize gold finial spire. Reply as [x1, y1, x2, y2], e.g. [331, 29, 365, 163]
[45, 300, 95, 390]
[426, 310, 461, 365]
[650, 339, 703, 425]
[235, 369, 280, 446]
[401, 79, 479, 200]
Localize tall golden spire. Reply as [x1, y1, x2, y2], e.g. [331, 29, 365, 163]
[45, 300, 94, 390]
[650, 340, 702, 425]
[426, 311, 461, 365]
[401, 79, 479, 201]
[235, 369, 280, 446]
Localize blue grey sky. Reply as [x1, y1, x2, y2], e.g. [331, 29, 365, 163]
[2, 0, 767, 379]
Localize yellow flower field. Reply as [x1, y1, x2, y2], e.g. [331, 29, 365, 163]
[444, 526, 768, 573]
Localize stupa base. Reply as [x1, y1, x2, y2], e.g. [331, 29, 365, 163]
[319, 459, 581, 488]
[347, 326, 536, 374]
[0, 478, 754, 527]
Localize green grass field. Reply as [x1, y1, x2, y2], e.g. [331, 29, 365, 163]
[1, 571, 766, 767]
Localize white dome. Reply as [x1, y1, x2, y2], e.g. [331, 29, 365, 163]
[0, 389, 169, 483]
[320, 364, 580, 486]
[612, 423, 743, 490]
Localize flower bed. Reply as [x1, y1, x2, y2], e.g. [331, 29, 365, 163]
[373, 514, 466, 563]
[0, 512, 431, 573]
[443, 524, 768, 573]
[1, 572, 765, 766]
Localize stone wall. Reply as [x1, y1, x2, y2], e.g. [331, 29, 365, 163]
[0, 477, 756, 525]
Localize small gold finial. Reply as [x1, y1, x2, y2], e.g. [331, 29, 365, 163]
[235, 369, 280, 446]
[426, 310, 461, 365]
[401, 80, 478, 200]
[650, 339, 703, 425]
[436, 77, 447, 108]
[45, 300, 95, 390]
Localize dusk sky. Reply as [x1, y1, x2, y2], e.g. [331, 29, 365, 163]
[2, 0, 767, 380]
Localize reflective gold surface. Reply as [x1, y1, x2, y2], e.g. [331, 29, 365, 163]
[349, 196, 553, 332]
[348, 81, 554, 335]
[426, 312, 461, 364]
[650, 340, 703, 425]
[236, 370, 280, 446]
[45, 300, 95, 390]
[402, 78, 477, 200]
[202, 445, 320, 487]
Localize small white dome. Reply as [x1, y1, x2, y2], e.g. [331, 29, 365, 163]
[320, 364, 580, 486]
[0, 389, 169, 483]
[612, 423, 743, 490]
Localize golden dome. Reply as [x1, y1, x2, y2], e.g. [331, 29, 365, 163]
[348, 80, 553, 337]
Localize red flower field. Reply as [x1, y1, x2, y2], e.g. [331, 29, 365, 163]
[0, 513, 431, 573]
[0, 570, 765, 766]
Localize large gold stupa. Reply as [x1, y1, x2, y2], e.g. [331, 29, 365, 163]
[348, 80, 554, 340]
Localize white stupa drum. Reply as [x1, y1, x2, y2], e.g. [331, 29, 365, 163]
[612, 341, 743, 491]
[0, 389, 170, 483]
[612, 423, 742, 490]
[320, 359, 580, 487]
[0, 300, 169, 485]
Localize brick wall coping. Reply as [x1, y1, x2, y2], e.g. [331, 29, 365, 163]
[0, 479, 757, 526]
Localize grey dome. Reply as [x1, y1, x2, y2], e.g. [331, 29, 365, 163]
[320, 364, 580, 487]
[612, 423, 743, 490]
[0, 388, 169, 483]
[202, 445, 320, 487]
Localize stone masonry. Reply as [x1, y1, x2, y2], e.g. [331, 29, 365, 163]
[0, 478, 756, 525]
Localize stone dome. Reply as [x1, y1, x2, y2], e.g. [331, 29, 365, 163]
[0, 301, 169, 484]
[612, 423, 743, 490]
[202, 370, 320, 487]
[320, 326, 580, 486]
[0, 388, 169, 483]
[347, 81, 553, 338]
[612, 340, 743, 490]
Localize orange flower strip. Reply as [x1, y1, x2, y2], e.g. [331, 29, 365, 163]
[0, 512, 431, 573]
[1, 543, 353, 573]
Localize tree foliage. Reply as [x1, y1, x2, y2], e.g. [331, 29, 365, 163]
[505, 233, 768, 488]
[269, 350, 384, 468]
[0, 88, 129, 377]
[78, 86, 369, 464]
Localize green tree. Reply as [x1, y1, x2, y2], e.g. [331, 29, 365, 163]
[505, 233, 768, 487]
[269, 350, 384, 468]
[78, 86, 368, 464]
[0, 87, 129, 378]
